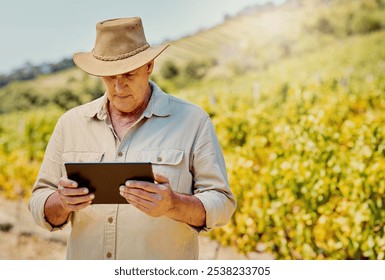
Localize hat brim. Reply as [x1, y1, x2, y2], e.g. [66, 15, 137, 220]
[73, 45, 169, 77]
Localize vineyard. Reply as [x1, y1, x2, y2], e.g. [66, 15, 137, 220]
[1, 0, 385, 259]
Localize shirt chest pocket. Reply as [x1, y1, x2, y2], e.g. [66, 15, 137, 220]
[137, 149, 184, 191]
[61, 151, 104, 177]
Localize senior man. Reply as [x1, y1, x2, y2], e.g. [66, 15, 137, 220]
[29, 17, 236, 259]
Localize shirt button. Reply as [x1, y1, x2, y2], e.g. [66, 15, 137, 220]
[106, 252, 112, 258]
[157, 156, 162, 162]
[108, 217, 113, 223]
[118, 152, 123, 157]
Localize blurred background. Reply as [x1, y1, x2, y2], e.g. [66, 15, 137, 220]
[1, 0, 385, 260]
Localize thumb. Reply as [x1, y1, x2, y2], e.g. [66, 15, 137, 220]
[154, 173, 170, 185]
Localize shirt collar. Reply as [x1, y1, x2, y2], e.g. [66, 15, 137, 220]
[84, 80, 171, 120]
[143, 80, 171, 118]
[83, 94, 108, 120]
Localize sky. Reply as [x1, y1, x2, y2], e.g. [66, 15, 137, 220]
[0, 0, 285, 75]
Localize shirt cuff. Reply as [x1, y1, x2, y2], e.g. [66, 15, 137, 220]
[194, 191, 234, 233]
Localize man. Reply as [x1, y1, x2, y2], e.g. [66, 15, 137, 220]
[29, 17, 236, 260]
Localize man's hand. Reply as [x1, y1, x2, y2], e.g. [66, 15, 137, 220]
[44, 176, 94, 227]
[57, 177, 95, 211]
[119, 173, 175, 217]
[120, 173, 206, 227]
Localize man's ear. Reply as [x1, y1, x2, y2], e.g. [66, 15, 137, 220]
[147, 60, 155, 74]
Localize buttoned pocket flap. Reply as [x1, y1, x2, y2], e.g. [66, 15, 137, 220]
[61, 152, 104, 177]
[62, 151, 104, 163]
[137, 149, 184, 191]
[138, 149, 184, 166]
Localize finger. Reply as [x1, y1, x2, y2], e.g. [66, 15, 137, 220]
[124, 180, 158, 193]
[62, 193, 95, 205]
[59, 187, 90, 197]
[153, 173, 170, 185]
[126, 198, 161, 218]
[64, 200, 93, 212]
[121, 191, 154, 209]
[129, 201, 159, 216]
[58, 177, 78, 188]
[128, 200, 151, 213]
[120, 186, 161, 202]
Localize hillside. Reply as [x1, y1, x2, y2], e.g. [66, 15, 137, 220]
[1, 0, 385, 260]
[1, 0, 384, 113]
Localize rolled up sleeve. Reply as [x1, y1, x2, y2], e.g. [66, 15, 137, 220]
[192, 117, 236, 232]
[28, 116, 70, 231]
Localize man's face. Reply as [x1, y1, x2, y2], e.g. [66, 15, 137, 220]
[101, 61, 154, 114]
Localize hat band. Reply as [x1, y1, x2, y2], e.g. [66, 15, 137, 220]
[92, 43, 150, 61]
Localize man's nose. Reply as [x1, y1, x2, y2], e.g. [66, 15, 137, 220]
[114, 75, 126, 92]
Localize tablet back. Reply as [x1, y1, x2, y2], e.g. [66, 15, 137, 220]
[65, 162, 154, 204]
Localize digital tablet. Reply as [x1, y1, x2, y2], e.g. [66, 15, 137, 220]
[65, 162, 154, 204]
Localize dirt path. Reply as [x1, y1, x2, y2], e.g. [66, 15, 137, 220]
[0, 197, 273, 260]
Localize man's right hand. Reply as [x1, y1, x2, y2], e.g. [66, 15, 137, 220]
[44, 177, 94, 227]
[57, 177, 95, 211]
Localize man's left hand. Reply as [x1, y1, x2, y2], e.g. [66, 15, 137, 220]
[119, 173, 176, 217]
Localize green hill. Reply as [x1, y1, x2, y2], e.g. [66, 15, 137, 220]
[1, 0, 384, 112]
[1, 0, 385, 259]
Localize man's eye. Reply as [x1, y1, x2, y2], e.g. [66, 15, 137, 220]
[125, 72, 136, 77]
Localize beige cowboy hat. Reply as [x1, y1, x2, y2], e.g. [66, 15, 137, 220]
[73, 17, 169, 77]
